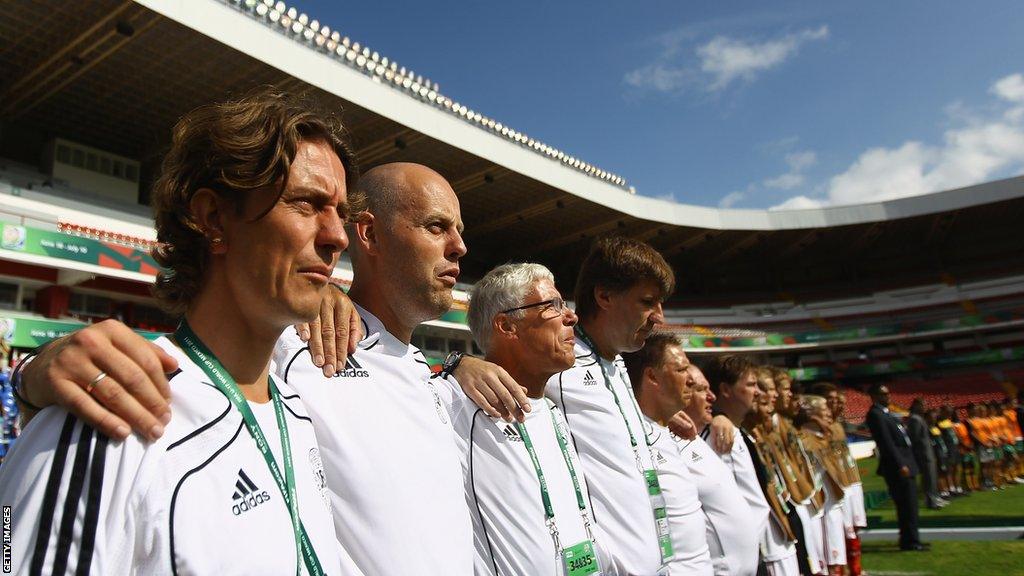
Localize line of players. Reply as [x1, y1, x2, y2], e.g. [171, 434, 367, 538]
[950, 398, 1024, 494]
[623, 341, 868, 576]
[0, 91, 870, 575]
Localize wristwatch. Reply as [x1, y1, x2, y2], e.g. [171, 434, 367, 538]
[439, 350, 464, 379]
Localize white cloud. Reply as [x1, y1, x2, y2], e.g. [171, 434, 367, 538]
[697, 26, 829, 91]
[992, 73, 1024, 103]
[773, 73, 1024, 209]
[623, 25, 828, 95]
[770, 195, 824, 210]
[763, 173, 805, 190]
[718, 191, 746, 208]
[764, 150, 817, 190]
[624, 64, 689, 93]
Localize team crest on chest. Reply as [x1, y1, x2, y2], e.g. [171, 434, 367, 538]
[308, 447, 330, 509]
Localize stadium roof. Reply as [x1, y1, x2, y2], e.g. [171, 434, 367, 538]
[3, 0, 1024, 305]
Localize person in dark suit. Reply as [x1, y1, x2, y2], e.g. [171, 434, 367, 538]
[864, 384, 928, 551]
[907, 398, 948, 509]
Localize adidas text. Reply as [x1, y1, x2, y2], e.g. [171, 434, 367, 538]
[232, 491, 272, 516]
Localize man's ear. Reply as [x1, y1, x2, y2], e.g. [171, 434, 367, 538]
[594, 285, 615, 312]
[351, 212, 378, 255]
[190, 188, 228, 254]
[644, 365, 660, 390]
[493, 314, 517, 340]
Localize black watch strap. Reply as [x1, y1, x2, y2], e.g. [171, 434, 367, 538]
[439, 350, 464, 379]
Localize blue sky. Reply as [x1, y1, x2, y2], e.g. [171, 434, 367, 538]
[286, 0, 1024, 210]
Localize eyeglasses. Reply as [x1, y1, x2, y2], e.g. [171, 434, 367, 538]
[500, 297, 567, 317]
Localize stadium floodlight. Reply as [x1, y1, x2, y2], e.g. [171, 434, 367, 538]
[352, 41, 361, 51]
[309, 20, 320, 32]
[346, 50, 357, 61]
[336, 45, 346, 57]
[244, 0, 257, 8]
[256, 3, 268, 16]
[356, 54, 367, 67]
[427, 90, 437, 101]
[420, 87, 429, 97]
[411, 81, 420, 92]
[327, 39, 337, 51]
[298, 13, 308, 25]
[362, 47, 370, 57]
[286, 7, 297, 18]
[315, 34, 326, 47]
[269, 9, 280, 22]
[376, 64, 386, 75]
[330, 30, 339, 42]
[292, 21, 304, 34]
[304, 28, 315, 41]
[342, 37, 350, 47]
[371, 51, 379, 62]
[384, 69, 395, 81]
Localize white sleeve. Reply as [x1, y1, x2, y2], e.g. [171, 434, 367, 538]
[0, 408, 150, 575]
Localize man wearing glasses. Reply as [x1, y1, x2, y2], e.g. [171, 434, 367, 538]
[445, 263, 610, 576]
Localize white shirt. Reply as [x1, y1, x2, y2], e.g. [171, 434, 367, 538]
[273, 305, 472, 576]
[645, 418, 712, 575]
[546, 343, 664, 575]
[0, 337, 345, 576]
[680, 435, 760, 576]
[715, 428, 771, 545]
[447, 386, 611, 576]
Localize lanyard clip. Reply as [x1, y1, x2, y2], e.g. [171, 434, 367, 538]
[581, 510, 595, 542]
[546, 517, 561, 552]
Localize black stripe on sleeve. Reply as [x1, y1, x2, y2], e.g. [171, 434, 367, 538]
[75, 433, 109, 576]
[30, 415, 78, 576]
[51, 425, 96, 575]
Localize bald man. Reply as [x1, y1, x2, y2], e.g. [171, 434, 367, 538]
[17, 162, 530, 576]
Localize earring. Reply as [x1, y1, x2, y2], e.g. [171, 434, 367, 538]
[210, 237, 223, 244]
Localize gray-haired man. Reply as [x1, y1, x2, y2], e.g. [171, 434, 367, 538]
[444, 262, 611, 576]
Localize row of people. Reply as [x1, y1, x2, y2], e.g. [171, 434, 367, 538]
[623, 342, 869, 576]
[0, 90, 866, 575]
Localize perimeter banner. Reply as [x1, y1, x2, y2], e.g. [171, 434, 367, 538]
[0, 316, 162, 349]
[0, 223, 160, 275]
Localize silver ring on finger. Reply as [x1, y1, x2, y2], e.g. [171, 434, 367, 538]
[85, 371, 108, 395]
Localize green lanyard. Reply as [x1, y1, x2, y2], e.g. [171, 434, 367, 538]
[574, 326, 653, 468]
[515, 400, 595, 551]
[175, 321, 325, 576]
[574, 326, 674, 565]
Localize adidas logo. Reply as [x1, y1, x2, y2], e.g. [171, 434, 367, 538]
[502, 425, 523, 443]
[334, 355, 369, 378]
[582, 371, 597, 386]
[231, 469, 272, 516]
[655, 451, 668, 465]
[691, 451, 703, 462]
